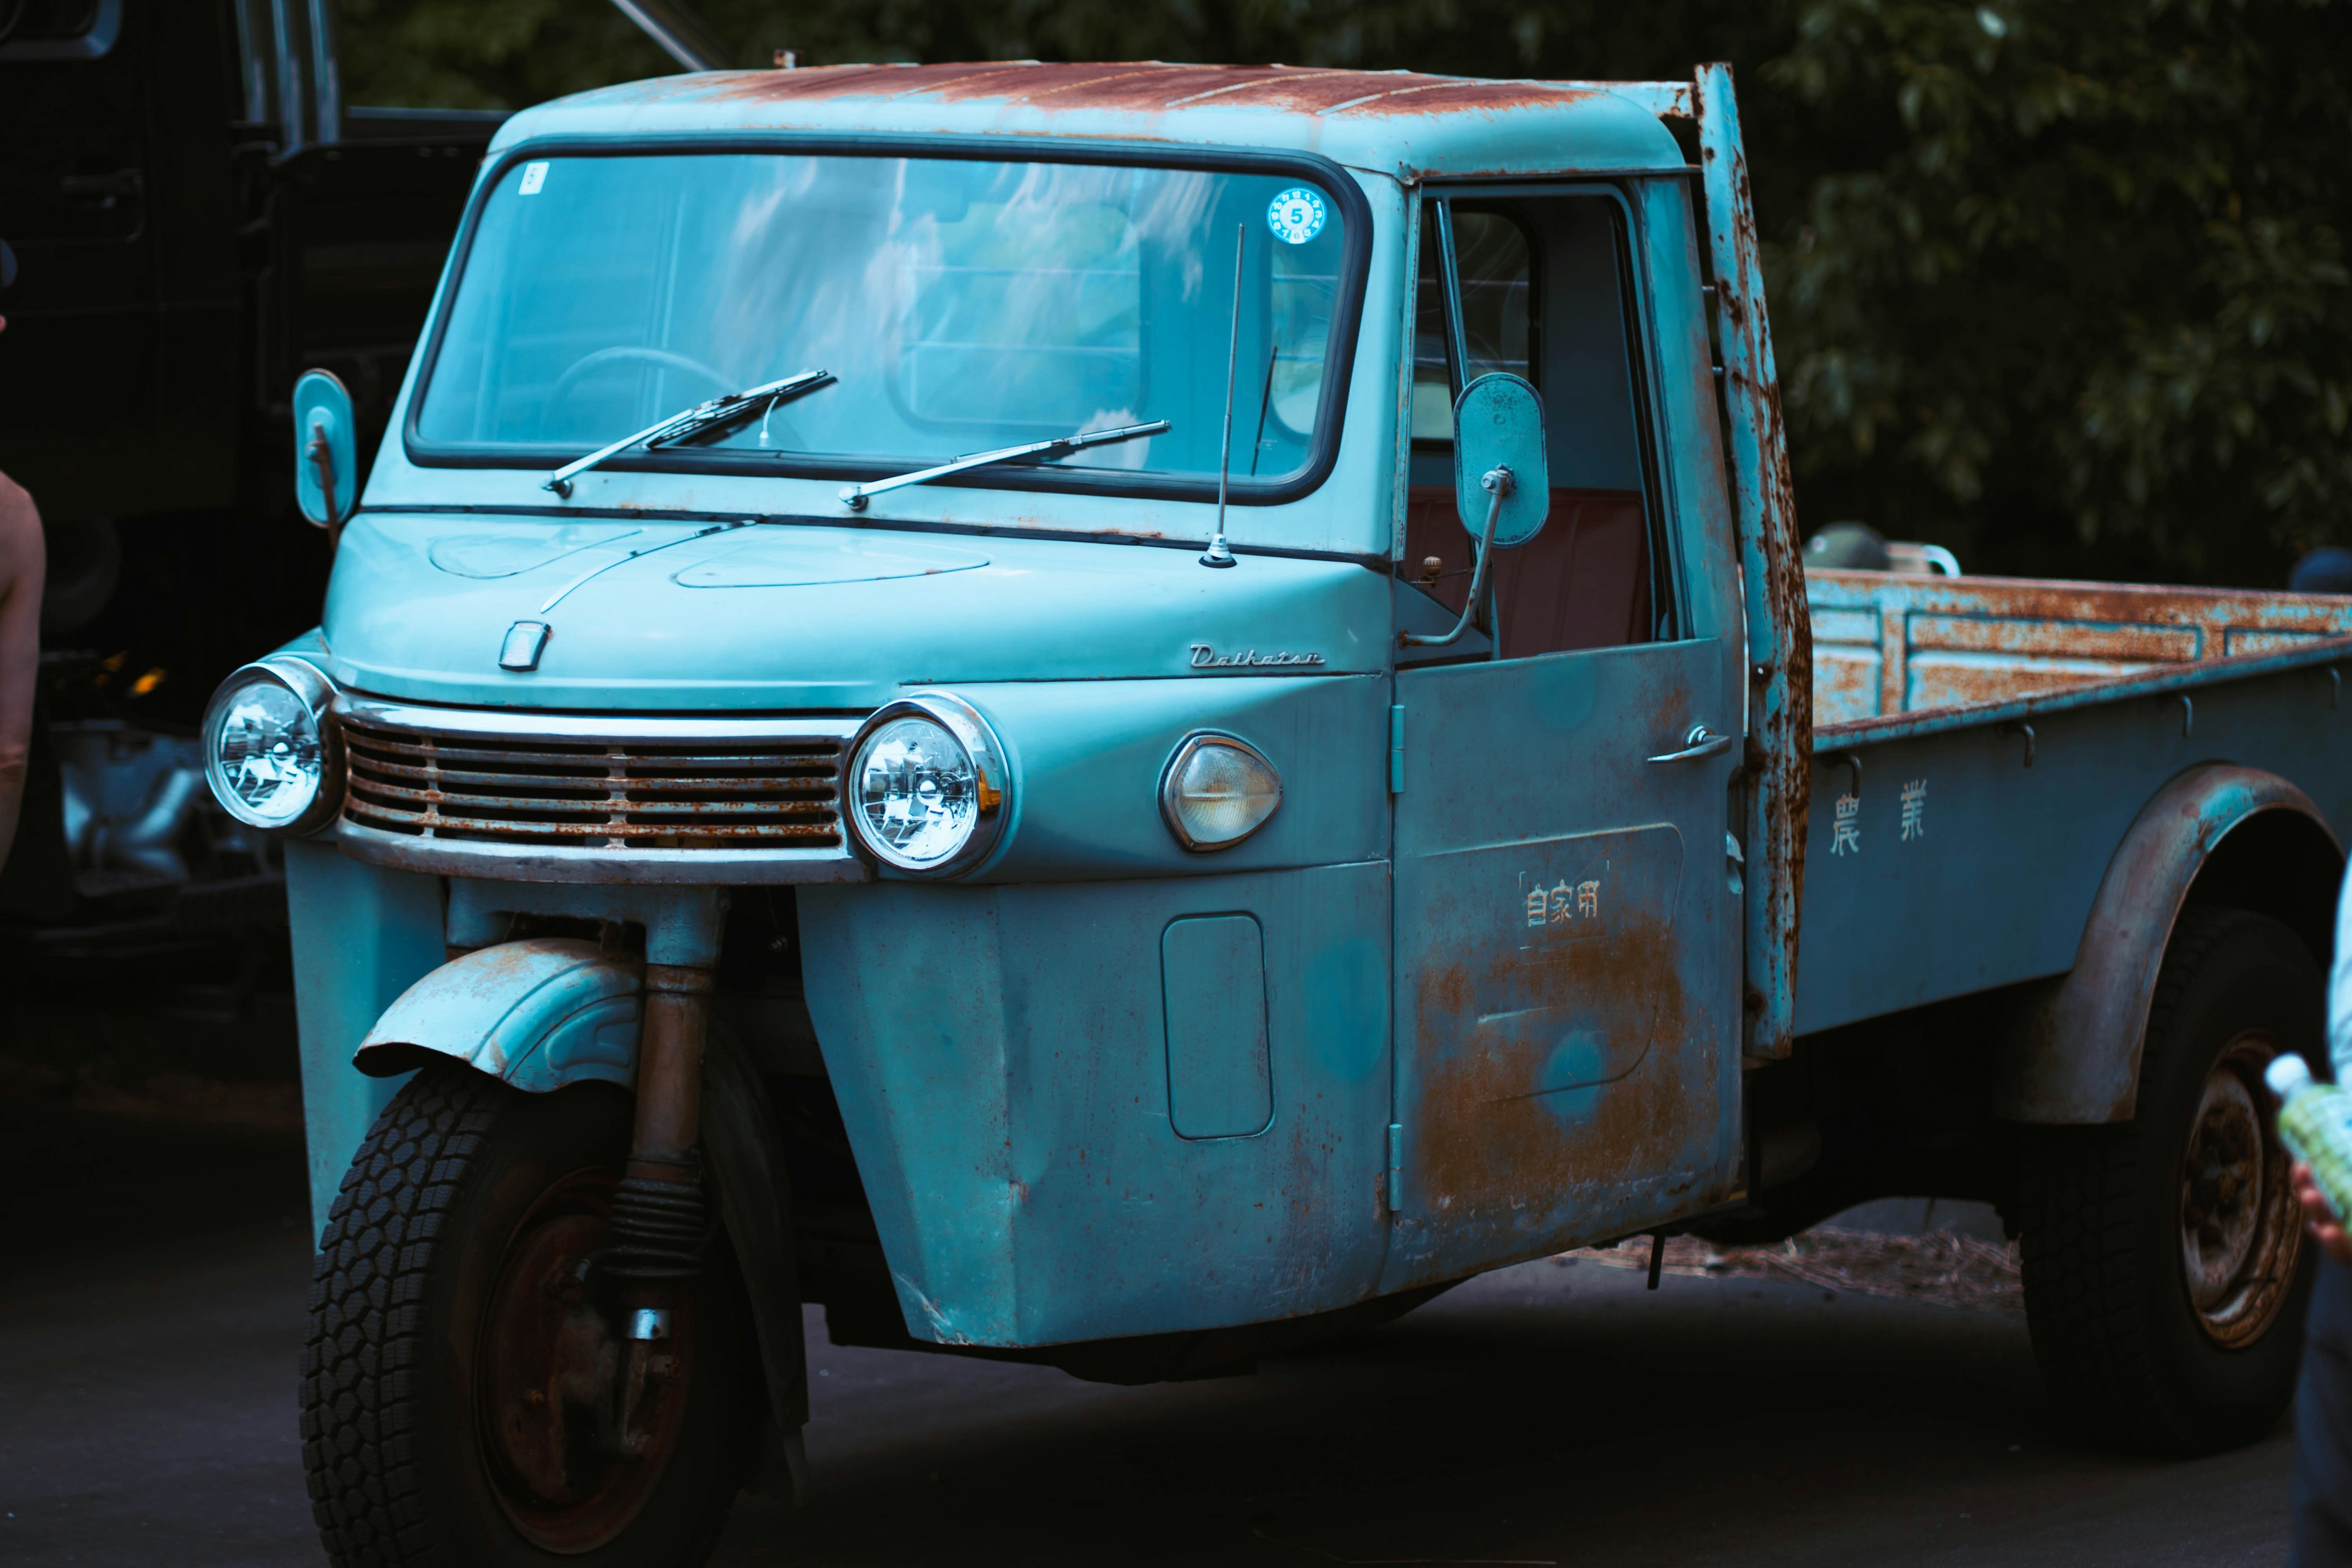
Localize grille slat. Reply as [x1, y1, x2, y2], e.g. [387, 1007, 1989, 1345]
[341, 714, 846, 851]
[348, 782, 838, 820]
[347, 761, 834, 797]
[345, 738, 836, 771]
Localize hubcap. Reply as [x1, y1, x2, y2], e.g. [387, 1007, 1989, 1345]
[2179, 1032, 2302, 1346]
[475, 1168, 692, 1552]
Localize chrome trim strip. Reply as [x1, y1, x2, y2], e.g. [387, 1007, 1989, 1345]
[336, 819, 870, 886]
[336, 696, 864, 746]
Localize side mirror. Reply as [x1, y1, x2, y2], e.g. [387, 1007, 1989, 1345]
[1453, 372, 1549, 549]
[293, 369, 358, 530]
[1401, 373, 1552, 652]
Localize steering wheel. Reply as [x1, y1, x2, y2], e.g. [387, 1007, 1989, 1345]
[548, 346, 733, 413]
[0, 1, 25, 47]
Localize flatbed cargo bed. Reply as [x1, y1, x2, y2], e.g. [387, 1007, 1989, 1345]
[1796, 570, 2352, 1035]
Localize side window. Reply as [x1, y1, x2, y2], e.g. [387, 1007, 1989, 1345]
[1412, 213, 1532, 439]
[1406, 194, 1669, 658]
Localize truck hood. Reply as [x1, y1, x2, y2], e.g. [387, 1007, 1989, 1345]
[319, 513, 1390, 710]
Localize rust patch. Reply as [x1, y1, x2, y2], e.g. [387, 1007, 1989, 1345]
[1809, 567, 2352, 640]
[1395, 905, 1708, 1289]
[700, 62, 1609, 119]
[1696, 63, 1809, 1058]
[1805, 568, 2352, 723]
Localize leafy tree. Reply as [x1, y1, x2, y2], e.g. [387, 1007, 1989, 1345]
[1764, 0, 2352, 584]
[333, 0, 2352, 586]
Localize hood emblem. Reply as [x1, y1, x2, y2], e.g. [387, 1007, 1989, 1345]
[499, 620, 551, 672]
[1190, 643, 1325, 670]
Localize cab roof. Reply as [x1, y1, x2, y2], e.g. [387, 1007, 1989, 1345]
[490, 61, 1689, 183]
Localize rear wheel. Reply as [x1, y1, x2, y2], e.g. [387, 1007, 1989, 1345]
[2019, 907, 2320, 1452]
[303, 1065, 754, 1567]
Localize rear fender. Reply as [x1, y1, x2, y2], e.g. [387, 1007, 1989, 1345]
[353, 937, 643, 1091]
[1996, 764, 2341, 1124]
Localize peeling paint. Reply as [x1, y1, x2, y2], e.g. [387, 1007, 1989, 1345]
[699, 62, 1613, 121]
[1809, 568, 2352, 726]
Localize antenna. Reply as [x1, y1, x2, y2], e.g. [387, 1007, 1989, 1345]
[1200, 222, 1245, 569]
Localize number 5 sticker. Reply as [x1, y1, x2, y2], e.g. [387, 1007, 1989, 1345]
[1265, 187, 1326, 246]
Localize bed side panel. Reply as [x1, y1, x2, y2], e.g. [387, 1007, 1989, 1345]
[1796, 659, 2352, 1034]
[1807, 572, 2352, 720]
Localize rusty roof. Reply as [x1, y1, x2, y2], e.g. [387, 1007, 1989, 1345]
[494, 61, 1688, 182]
[699, 62, 1605, 116]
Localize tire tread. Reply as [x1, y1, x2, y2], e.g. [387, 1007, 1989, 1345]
[2019, 905, 2313, 1450]
[301, 1069, 505, 1566]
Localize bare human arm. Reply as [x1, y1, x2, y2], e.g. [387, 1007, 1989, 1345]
[0, 304, 45, 875]
[0, 471, 40, 876]
[0, 467, 42, 878]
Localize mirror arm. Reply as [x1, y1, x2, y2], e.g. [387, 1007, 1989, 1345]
[307, 426, 343, 554]
[307, 424, 348, 601]
[1402, 465, 1512, 649]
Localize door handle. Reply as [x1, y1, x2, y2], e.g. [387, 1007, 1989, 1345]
[1647, 724, 1733, 764]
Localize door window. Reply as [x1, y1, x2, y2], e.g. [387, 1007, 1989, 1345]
[1406, 193, 1668, 657]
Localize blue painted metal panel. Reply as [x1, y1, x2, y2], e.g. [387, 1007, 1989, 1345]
[1692, 64, 1811, 1063]
[322, 518, 1394, 711]
[1384, 636, 1743, 1292]
[1632, 178, 1741, 647]
[284, 837, 445, 1238]
[797, 862, 1390, 1347]
[1162, 915, 1274, 1139]
[963, 673, 1389, 883]
[1795, 654, 2352, 1034]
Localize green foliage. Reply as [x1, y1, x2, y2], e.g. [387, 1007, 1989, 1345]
[333, 0, 2352, 584]
[1765, 0, 2352, 582]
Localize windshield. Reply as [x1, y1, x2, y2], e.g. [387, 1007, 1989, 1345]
[411, 151, 1359, 497]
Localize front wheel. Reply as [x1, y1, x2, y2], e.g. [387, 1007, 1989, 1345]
[303, 1066, 755, 1567]
[2019, 906, 2320, 1452]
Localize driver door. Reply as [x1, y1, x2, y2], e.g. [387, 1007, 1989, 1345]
[1379, 189, 1744, 1293]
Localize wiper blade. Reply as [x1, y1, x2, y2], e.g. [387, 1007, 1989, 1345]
[837, 419, 1171, 512]
[545, 368, 836, 497]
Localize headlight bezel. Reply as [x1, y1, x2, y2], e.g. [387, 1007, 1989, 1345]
[201, 655, 345, 836]
[844, 692, 1010, 877]
[1158, 731, 1283, 853]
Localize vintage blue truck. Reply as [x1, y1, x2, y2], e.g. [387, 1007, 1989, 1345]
[203, 56, 2352, 1566]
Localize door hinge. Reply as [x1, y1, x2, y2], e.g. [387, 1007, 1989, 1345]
[1387, 704, 1406, 794]
[1385, 1121, 1404, 1212]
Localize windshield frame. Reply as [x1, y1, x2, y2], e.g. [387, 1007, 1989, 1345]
[400, 134, 1376, 508]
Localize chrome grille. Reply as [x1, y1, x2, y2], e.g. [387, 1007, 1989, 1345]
[341, 712, 845, 851]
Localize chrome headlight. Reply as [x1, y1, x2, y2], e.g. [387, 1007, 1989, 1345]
[1159, 733, 1281, 851]
[845, 694, 1008, 875]
[201, 656, 344, 835]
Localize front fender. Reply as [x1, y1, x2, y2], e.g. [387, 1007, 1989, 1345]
[354, 937, 643, 1091]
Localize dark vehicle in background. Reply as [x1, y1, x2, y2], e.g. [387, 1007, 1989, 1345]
[0, 0, 503, 967]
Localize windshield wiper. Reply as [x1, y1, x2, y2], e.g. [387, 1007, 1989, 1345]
[545, 368, 836, 497]
[837, 419, 1171, 512]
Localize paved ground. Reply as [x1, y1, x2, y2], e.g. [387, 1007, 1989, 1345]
[0, 1103, 2296, 1568]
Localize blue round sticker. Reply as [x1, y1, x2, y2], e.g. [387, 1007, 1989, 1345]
[1266, 187, 1327, 246]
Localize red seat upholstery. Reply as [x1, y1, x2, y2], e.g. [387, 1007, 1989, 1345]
[1404, 486, 1651, 657]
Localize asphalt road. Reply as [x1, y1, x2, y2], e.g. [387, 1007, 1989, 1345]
[0, 1105, 2296, 1568]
